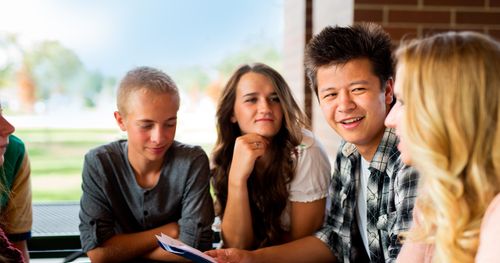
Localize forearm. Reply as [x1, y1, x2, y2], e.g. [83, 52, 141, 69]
[221, 179, 254, 248]
[87, 222, 179, 263]
[88, 231, 158, 262]
[253, 236, 336, 263]
[143, 247, 188, 262]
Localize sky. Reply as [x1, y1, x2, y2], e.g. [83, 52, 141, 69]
[0, 0, 283, 78]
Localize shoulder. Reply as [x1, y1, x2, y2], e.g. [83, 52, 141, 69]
[295, 130, 331, 176]
[7, 135, 25, 149]
[3, 135, 28, 182]
[289, 130, 331, 201]
[296, 129, 327, 156]
[298, 129, 315, 149]
[5, 135, 26, 160]
[166, 141, 209, 166]
[83, 140, 128, 169]
[85, 140, 126, 157]
[164, 142, 210, 182]
[169, 141, 207, 157]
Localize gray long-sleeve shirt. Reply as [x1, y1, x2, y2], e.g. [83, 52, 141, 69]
[79, 140, 214, 253]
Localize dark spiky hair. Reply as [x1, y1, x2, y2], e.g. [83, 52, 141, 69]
[304, 23, 394, 97]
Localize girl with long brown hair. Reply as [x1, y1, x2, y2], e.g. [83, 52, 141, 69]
[211, 63, 331, 249]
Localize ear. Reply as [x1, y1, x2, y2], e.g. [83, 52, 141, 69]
[114, 111, 127, 131]
[230, 114, 237, 123]
[384, 78, 394, 105]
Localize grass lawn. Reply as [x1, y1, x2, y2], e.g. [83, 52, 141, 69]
[15, 128, 214, 202]
[15, 128, 124, 202]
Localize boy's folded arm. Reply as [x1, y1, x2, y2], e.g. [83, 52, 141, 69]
[86, 221, 180, 263]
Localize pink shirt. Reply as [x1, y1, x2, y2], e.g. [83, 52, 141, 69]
[396, 194, 500, 263]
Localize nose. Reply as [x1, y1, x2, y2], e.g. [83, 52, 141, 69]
[258, 98, 272, 114]
[384, 103, 398, 129]
[337, 90, 355, 113]
[150, 126, 163, 144]
[0, 115, 15, 136]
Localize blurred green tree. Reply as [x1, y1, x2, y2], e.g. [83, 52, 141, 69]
[0, 34, 115, 112]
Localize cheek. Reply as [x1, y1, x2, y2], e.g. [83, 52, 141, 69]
[275, 107, 284, 122]
[322, 103, 337, 123]
[166, 127, 177, 139]
[319, 101, 332, 116]
[128, 128, 149, 141]
[232, 107, 248, 124]
[395, 110, 405, 130]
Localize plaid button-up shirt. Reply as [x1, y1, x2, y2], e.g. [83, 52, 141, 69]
[315, 128, 418, 263]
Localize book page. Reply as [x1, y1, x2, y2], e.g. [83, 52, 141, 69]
[156, 233, 217, 263]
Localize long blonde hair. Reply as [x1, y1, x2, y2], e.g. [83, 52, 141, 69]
[396, 32, 500, 262]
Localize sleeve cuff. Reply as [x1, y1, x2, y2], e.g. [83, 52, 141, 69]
[7, 231, 31, 242]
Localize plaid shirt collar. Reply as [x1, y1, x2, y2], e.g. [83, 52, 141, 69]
[340, 127, 398, 173]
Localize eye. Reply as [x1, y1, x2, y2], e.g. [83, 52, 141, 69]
[322, 92, 337, 100]
[351, 87, 366, 94]
[140, 124, 153, 130]
[269, 95, 280, 103]
[165, 121, 177, 128]
[244, 97, 258, 103]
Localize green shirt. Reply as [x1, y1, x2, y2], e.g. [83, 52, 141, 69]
[1, 134, 26, 208]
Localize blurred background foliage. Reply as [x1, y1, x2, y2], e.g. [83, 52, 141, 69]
[0, 32, 281, 202]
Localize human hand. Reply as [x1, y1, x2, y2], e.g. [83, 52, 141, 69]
[205, 248, 254, 263]
[229, 134, 269, 186]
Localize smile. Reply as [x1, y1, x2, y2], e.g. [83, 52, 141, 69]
[339, 117, 364, 124]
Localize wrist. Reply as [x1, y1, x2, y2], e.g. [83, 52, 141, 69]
[228, 174, 248, 189]
[252, 248, 266, 263]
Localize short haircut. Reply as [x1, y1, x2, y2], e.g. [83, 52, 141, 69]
[116, 66, 179, 115]
[304, 22, 394, 97]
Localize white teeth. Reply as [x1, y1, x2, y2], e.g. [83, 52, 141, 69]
[342, 117, 362, 124]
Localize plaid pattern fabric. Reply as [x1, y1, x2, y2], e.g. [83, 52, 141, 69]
[367, 166, 383, 261]
[315, 128, 419, 263]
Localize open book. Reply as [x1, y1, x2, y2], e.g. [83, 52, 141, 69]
[156, 233, 217, 263]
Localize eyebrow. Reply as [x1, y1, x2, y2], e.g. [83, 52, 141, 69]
[242, 92, 278, 97]
[242, 92, 257, 97]
[136, 117, 177, 123]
